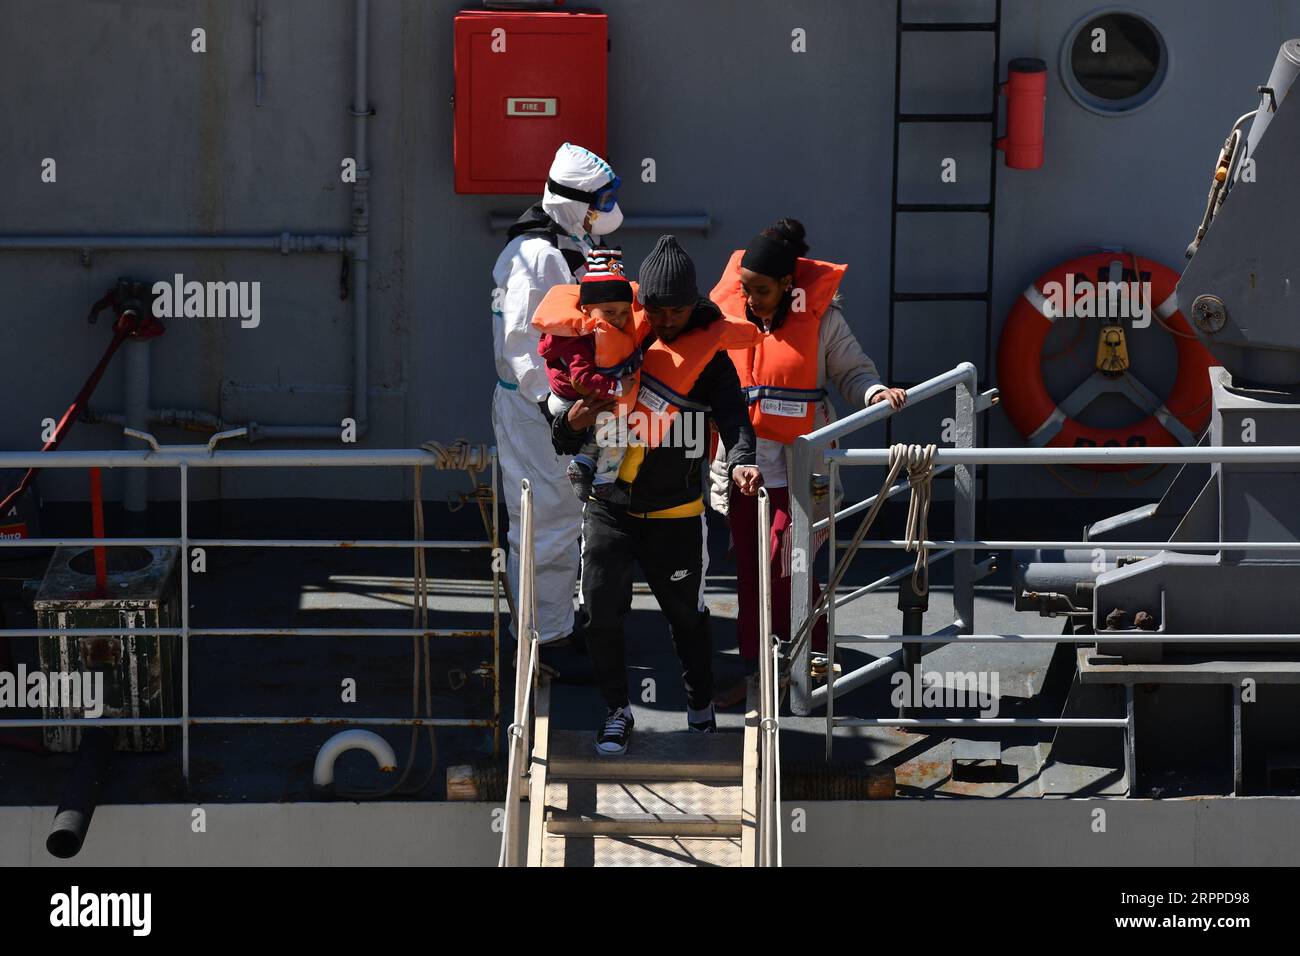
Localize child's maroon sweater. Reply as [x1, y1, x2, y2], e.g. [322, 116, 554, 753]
[539, 332, 624, 401]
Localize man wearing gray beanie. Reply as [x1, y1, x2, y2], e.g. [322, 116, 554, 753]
[550, 235, 763, 756]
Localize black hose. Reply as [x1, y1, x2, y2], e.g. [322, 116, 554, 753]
[46, 727, 114, 859]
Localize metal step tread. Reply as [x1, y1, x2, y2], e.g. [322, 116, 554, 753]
[546, 813, 744, 838]
[548, 729, 743, 782]
[544, 779, 742, 836]
[541, 833, 744, 868]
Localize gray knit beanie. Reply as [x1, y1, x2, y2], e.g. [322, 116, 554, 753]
[637, 235, 699, 308]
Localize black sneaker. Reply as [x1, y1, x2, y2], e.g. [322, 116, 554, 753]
[595, 706, 635, 756]
[566, 459, 594, 502]
[687, 702, 716, 734]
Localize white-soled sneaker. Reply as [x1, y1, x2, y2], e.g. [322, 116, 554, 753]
[687, 702, 716, 733]
[595, 705, 635, 756]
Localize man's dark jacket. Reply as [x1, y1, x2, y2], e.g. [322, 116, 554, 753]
[549, 298, 756, 514]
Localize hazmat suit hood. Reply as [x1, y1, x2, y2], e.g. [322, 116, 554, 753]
[541, 143, 623, 243]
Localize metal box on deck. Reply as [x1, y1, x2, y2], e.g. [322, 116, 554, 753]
[34, 545, 180, 752]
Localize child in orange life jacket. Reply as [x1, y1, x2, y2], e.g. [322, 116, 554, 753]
[535, 248, 644, 503]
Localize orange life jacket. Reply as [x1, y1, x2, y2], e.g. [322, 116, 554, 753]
[710, 251, 846, 443]
[532, 282, 647, 415]
[628, 311, 762, 449]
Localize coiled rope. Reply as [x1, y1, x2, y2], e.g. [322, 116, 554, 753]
[789, 442, 937, 663]
[900, 443, 936, 595]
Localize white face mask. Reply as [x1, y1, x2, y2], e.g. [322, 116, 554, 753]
[588, 203, 623, 239]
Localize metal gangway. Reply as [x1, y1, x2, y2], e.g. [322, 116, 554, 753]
[498, 481, 782, 867]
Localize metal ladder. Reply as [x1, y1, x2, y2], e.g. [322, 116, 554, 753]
[885, 0, 1002, 512]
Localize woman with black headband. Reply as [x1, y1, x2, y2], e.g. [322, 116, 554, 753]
[707, 218, 907, 708]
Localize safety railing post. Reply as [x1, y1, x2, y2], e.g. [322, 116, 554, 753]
[954, 363, 977, 635]
[825, 460, 837, 760]
[491, 448, 501, 758]
[179, 462, 191, 791]
[500, 479, 534, 868]
[789, 436, 815, 716]
[756, 488, 782, 867]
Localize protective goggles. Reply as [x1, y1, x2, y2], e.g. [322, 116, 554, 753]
[546, 174, 621, 213]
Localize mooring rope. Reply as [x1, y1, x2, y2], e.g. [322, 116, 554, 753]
[900, 443, 937, 596]
[788, 442, 938, 664]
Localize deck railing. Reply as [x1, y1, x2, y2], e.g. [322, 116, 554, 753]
[786, 362, 1300, 773]
[0, 436, 503, 788]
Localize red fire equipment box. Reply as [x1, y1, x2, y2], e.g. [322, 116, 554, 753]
[453, 9, 608, 194]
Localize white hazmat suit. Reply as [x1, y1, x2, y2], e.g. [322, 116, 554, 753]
[491, 143, 623, 643]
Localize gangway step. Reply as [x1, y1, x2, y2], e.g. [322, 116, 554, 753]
[545, 779, 743, 836]
[536, 732, 748, 867]
[547, 729, 743, 782]
[541, 834, 744, 868]
[547, 814, 744, 838]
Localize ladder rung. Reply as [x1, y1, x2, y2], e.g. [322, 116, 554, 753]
[896, 202, 991, 213]
[898, 112, 995, 123]
[900, 21, 998, 32]
[893, 291, 990, 303]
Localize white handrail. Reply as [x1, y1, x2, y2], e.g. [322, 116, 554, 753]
[498, 479, 538, 867]
[756, 489, 782, 867]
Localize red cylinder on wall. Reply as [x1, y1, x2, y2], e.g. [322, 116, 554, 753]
[996, 57, 1047, 169]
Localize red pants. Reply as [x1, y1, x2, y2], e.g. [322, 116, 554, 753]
[729, 485, 827, 661]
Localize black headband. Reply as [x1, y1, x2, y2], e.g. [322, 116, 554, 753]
[740, 234, 798, 280]
[546, 177, 606, 203]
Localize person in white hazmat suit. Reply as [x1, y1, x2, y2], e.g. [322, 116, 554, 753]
[492, 143, 624, 645]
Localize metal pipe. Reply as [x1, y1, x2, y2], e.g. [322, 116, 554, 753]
[488, 213, 712, 233]
[0, 628, 491, 638]
[833, 548, 955, 609]
[833, 633, 1300, 644]
[806, 363, 979, 447]
[747, 538, 1300, 552]
[826, 445, 1300, 465]
[190, 538, 493, 549]
[833, 717, 1129, 728]
[254, 0, 264, 107]
[84, 408, 240, 433]
[789, 437, 815, 715]
[10, 442, 1300, 469]
[953, 363, 977, 636]
[350, 0, 370, 439]
[180, 463, 190, 787]
[0, 234, 349, 253]
[123, 340, 150, 513]
[0, 448, 496, 467]
[0, 537, 491, 549]
[45, 727, 114, 859]
[814, 464, 953, 533]
[313, 729, 397, 789]
[0, 716, 491, 728]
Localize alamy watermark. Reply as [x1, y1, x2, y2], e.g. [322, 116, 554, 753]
[890, 665, 1000, 717]
[50, 886, 151, 936]
[1041, 276, 1152, 327]
[152, 273, 261, 328]
[592, 404, 707, 459]
[0, 665, 104, 718]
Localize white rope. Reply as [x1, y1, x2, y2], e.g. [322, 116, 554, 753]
[898, 443, 937, 595]
[789, 442, 937, 662]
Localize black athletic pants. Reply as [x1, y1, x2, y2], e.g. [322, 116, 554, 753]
[580, 498, 714, 712]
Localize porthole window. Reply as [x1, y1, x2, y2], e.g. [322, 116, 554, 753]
[1061, 9, 1169, 114]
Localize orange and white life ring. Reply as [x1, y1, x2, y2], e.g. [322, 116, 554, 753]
[997, 252, 1217, 471]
